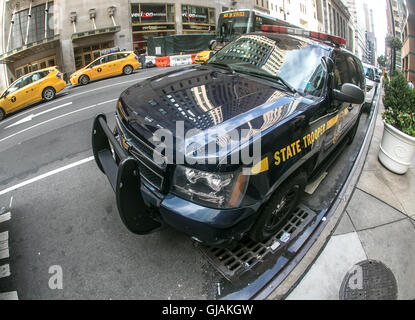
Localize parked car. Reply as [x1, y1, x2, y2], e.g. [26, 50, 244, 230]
[92, 27, 365, 247]
[0, 67, 66, 121]
[363, 63, 379, 106]
[69, 51, 140, 86]
[194, 50, 214, 63]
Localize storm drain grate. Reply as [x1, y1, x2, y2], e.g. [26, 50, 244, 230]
[199, 204, 317, 281]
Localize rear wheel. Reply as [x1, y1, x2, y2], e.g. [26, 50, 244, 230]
[0, 108, 5, 121]
[123, 65, 133, 75]
[42, 87, 56, 101]
[79, 75, 90, 85]
[249, 171, 307, 243]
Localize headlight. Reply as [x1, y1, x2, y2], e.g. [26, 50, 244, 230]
[172, 166, 249, 209]
[71, 73, 78, 78]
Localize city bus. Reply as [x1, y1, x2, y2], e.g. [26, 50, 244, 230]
[216, 9, 297, 43]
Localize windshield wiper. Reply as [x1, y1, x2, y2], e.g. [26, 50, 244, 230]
[274, 76, 297, 94]
[205, 62, 235, 74]
[237, 70, 297, 94]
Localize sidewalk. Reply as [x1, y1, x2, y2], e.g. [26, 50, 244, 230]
[286, 91, 415, 300]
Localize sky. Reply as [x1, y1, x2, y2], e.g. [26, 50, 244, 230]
[363, 0, 388, 56]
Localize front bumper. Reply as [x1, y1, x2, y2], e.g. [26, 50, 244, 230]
[91, 114, 257, 246]
[70, 76, 79, 86]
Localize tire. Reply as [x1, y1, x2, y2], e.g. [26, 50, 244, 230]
[42, 87, 56, 101]
[0, 108, 5, 121]
[79, 75, 90, 86]
[347, 115, 361, 145]
[123, 65, 134, 75]
[249, 171, 308, 243]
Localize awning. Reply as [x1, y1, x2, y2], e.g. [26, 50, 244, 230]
[72, 26, 121, 41]
[0, 35, 60, 64]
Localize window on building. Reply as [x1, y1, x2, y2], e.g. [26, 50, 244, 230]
[9, 2, 54, 50]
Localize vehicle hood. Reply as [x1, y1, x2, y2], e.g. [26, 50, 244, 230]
[70, 67, 87, 77]
[119, 65, 307, 159]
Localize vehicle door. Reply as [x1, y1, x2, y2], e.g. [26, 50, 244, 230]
[104, 54, 119, 76]
[4, 75, 33, 112]
[25, 71, 50, 104]
[89, 56, 108, 80]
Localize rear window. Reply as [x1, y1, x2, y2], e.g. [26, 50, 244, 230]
[117, 53, 129, 59]
[363, 66, 375, 81]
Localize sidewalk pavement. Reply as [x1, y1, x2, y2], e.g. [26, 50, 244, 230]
[286, 90, 415, 300]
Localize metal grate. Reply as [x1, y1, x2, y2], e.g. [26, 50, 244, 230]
[199, 204, 316, 281]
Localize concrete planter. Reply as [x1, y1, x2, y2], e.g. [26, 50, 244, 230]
[379, 120, 415, 174]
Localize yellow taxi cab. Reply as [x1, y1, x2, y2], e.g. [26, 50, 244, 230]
[194, 50, 214, 63]
[0, 67, 66, 121]
[70, 51, 140, 86]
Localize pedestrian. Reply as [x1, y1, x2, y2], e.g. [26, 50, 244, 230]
[408, 80, 414, 89]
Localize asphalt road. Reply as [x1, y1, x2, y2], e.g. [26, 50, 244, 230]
[0, 66, 221, 299]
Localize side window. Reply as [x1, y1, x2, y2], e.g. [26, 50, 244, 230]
[333, 53, 352, 90]
[99, 56, 109, 64]
[107, 54, 118, 62]
[346, 55, 360, 87]
[31, 71, 48, 82]
[353, 58, 365, 90]
[21, 75, 34, 88]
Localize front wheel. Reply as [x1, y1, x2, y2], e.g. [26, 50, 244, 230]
[249, 171, 307, 243]
[42, 87, 56, 101]
[123, 65, 134, 75]
[79, 75, 90, 86]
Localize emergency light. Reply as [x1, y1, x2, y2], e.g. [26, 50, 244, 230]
[260, 25, 346, 46]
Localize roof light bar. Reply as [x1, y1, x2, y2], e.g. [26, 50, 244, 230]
[261, 25, 346, 46]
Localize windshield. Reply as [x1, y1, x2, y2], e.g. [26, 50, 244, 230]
[208, 34, 329, 97]
[217, 15, 250, 42]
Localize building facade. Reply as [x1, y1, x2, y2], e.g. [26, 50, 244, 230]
[386, 0, 408, 70]
[345, 0, 366, 61]
[402, 0, 415, 82]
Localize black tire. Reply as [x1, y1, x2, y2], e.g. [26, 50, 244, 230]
[42, 87, 56, 101]
[79, 75, 90, 85]
[249, 171, 308, 243]
[123, 65, 134, 75]
[347, 115, 361, 145]
[0, 108, 5, 121]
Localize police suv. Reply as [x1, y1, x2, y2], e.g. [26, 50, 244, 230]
[92, 26, 365, 247]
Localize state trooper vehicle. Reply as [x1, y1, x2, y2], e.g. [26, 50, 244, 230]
[92, 25, 365, 247]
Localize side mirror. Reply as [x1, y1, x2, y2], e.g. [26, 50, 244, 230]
[209, 40, 217, 51]
[333, 83, 365, 104]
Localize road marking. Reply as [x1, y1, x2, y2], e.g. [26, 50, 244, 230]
[0, 291, 18, 300]
[0, 249, 9, 260]
[0, 264, 10, 278]
[0, 157, 94, 196]
[0, 99, 117, 144]
[9, 196, 13, 208]
[0, 212, 11, 224]
[5, 102, 73, 129]
[0, 231, 8, 241]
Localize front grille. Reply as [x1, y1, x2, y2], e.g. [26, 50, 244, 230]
[115, 114, 167, 192]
